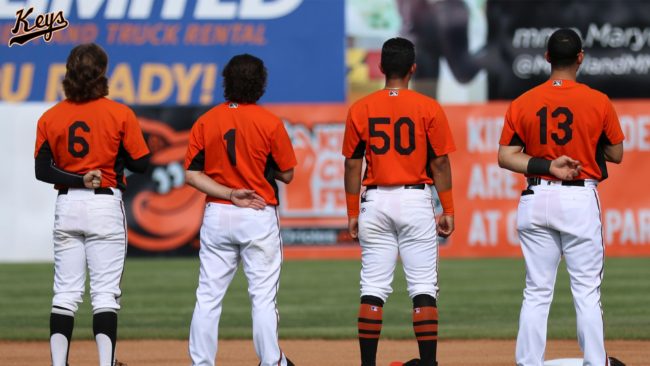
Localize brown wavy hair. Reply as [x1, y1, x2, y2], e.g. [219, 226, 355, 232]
[62, 43, 109, 103]
[222, 54, 267, 104]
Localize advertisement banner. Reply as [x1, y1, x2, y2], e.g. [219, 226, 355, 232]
[121, 101, 650, 257]
[441, 102, 650, 257]
[347, 0, 650, 103]
[487, 0, 650, 100]
[0, 0, 345, 104]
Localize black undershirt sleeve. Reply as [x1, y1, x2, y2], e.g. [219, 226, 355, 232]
[187, 150, 205, 171]
[124, 152, 151, 174]
[34, 141, 85, 187]
[350, 141, 366, 159]
[508, 133, 525, 147]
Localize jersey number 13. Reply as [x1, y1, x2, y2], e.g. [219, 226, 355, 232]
[536, 106, 573, 145]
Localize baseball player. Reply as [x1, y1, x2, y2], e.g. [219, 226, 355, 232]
[184, 54, 297, 366]
[497, 29, 625, 366]
[34, 43, 150, 366]
[343, 37, 456, 366]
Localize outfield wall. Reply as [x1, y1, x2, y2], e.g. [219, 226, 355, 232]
[1, 101, 648, 262]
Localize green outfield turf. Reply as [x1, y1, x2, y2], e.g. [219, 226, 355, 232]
[0, 258, 649, 341]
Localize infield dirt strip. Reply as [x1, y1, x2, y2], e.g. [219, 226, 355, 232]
[1, 340, 648, 365]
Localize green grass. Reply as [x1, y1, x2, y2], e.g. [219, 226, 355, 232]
[0, 258, 649, 340]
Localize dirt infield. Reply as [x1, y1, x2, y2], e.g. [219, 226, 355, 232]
[1, 339, 648, 365]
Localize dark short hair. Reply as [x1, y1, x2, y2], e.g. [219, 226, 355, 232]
[222, 54, 267, 104]
[547, 28, 582, 68]
[381, 37, 415, 79]
[62, 43, 109, 103]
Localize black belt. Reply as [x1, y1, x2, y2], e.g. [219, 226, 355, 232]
[58, 187, 114, 196]
[527, 178, 585, 187]
[366, 184, 426, 190]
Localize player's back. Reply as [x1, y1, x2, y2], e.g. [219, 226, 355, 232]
[189, 102, 292, 206]
[506, 79, 623, 181]
[35, 97, 146, 189]
[344, 88, 455, 186]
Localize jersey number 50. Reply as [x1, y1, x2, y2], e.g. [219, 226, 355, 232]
[369, 117, 416, 155]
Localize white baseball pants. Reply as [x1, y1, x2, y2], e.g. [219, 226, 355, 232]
[358, 186, 439, 302]
[52, 188, 127, 313]
[515, 181, 609, 366]
[189, 203, 289, 366]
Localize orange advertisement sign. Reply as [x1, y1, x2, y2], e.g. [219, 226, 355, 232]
[270, 101, 650, 257]
[440, 101, 650, 257]
[128, 102, 650, 257]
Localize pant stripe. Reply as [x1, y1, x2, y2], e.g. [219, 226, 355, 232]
[273, 207, 284, 365]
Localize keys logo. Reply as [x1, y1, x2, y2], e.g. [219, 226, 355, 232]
[229, 102, 239, 108]
[8, 7, 69, 46]
[389, 90, 399, 96]
[552, 80, 563, 87]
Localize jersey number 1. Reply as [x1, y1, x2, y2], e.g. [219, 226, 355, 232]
[224, 128, 236, 166]
[68, 121, 90, 158]
[536, 106, 573, 145]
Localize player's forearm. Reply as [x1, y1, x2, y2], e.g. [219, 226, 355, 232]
[497, 146, 531, 174]
[344, 159, 362, 194]
[184, 170, 233, 201]
[430, 155, 455, 215]
[34, 157, 85, 187]
[603, 143, 623, 164]
[344, 158, 363, 218]
[274, 168, 294, 184]
[429, 155, 452, 192]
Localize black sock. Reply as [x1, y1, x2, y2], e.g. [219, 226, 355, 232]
[358, 295, 384, 366]
[50, 308, 74, 366]
[93, 311, 118, 366]
[412, 295, 438, 366]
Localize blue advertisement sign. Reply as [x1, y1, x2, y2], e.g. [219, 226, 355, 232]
[0, 0, 345, 104]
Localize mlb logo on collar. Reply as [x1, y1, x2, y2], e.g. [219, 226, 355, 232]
[229, 102, 239, 108]
[552, 80, 563, 87]
[389, 90, 399, 96]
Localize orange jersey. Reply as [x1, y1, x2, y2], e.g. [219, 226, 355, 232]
[34, 98, 150, 189]
[499, 79, 625, 181]
[184, 102, 297, 206]
[342, 88, 456, 186]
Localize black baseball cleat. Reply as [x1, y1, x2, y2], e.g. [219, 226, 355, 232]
[258, 359, 294, 366]
[609, 357, 626, 366]
[403, 359, 420, 366]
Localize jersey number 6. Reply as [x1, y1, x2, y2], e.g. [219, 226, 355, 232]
[369, 117, 416, 155]
[68, 121, 90, 158]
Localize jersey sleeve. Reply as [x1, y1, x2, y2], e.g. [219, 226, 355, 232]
[342, 109, 366, 158]
[271, 121, 297, 171]
[602, 99, 625, 145]
[427, 105, 456, 156]
[499, 104, 524, 146]
[184, 119, 206, 171]
[123, 109, 150, 159]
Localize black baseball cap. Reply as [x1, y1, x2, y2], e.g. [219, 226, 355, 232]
[547, 28, 582, 67]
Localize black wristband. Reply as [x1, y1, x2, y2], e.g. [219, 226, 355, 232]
[527, 157, 552, 175]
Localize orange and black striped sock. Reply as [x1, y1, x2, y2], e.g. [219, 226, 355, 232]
[412, 294, 438, 366]
[358, 295, 384, 366]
